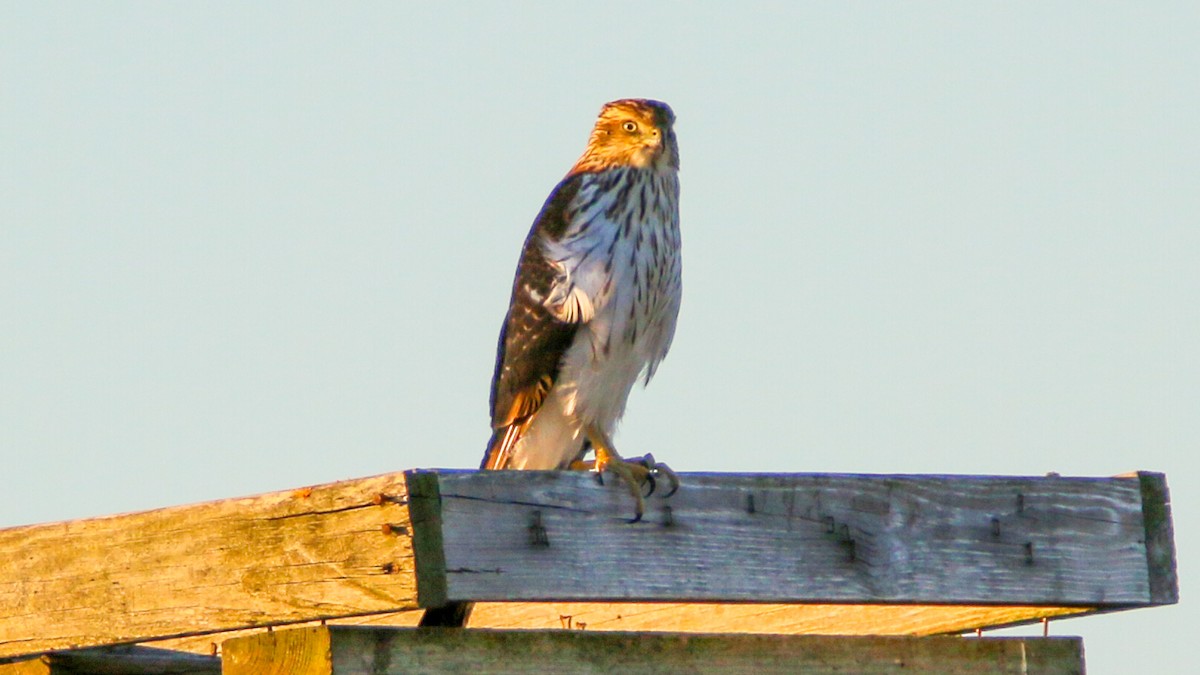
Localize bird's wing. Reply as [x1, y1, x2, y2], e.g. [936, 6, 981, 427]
[481, 175, 588, 470]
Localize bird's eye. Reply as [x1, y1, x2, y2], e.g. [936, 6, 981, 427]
[622, 121, 638, 133]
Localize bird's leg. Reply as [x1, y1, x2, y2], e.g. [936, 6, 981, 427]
[567, 424, 680, 522]
[583, 424, 647, 521]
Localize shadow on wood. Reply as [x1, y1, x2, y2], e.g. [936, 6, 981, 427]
[0, 645, 218, 675]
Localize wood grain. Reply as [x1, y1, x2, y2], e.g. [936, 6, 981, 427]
[0, 659, 48, 675]
[1, 469, 1174, 661]
[1136, 472, 1179, 604]
[467, 602, 1090, 636]
[410, 471, 1171, 607]
[136, 601, 1086, 654]
[223, 625, 1085, 675]
[219, 627, 332, 675]
[0, 472, 416, 659]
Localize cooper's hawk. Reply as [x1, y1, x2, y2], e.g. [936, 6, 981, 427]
[420, 99, 681, 627]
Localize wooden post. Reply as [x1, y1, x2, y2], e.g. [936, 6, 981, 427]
[222, 625, 1086, 675]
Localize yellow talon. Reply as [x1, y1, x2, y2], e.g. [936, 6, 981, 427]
[581, 425, 675, 522]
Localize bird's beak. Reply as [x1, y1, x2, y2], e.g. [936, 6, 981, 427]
[641, 131, 663, 159]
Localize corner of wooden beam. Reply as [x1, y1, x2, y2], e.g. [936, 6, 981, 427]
[222, 626, 332, 675]
[1136, 471, 1179, 605]
[404, 471, 448, 609]
[0, 471, 421, 659]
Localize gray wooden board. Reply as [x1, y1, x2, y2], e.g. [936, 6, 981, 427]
[222, 625, 1085, 675]
[408, 470, 1170, 607]
[1136, 472, 1179, 604]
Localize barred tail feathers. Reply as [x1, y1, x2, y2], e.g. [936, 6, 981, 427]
[481, 423, 524, 470]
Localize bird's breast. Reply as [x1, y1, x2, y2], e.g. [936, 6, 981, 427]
[544, 168, 681, 428]
[565, 170, 679, 354]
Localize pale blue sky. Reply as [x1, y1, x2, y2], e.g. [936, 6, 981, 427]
[2, 3, 1195, 672]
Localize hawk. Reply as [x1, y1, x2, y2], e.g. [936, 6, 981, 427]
[420, 99, 681, 627]
[484, 98, 682, 499]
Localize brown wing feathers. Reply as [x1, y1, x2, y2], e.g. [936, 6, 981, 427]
[480, 176, 583, 470]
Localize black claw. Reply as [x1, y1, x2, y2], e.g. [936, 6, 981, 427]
[643, 473, 657, 497]
[628, 511, 643, 524]
[650, 462, 680, 498]
[661, 477, 679, 498]
[595, 471, 605, 486]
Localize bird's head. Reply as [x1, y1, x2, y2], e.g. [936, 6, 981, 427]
[570, 99, 679, 175]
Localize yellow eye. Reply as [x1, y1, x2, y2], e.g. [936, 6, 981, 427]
[622, 121, 638, 133]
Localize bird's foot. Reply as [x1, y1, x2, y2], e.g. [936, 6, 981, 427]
[628, 453, 680, 498]
[570, 426, 679, 522]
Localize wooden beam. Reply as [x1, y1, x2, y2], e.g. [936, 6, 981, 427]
[0, 660, 46, 675]
[466, 602, 1090, 636]
[0, 472, 416, 658]
[136, 602, 1085, 654]
[0, 645, 218, 674]
[222, 625, 1085, 675]
[1, 470, 1176, 658]
[410, 471, 1174, 609]
[1136, 472, 1179, 604]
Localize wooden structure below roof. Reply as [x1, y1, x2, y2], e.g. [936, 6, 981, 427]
[0, 468, 1176, 673]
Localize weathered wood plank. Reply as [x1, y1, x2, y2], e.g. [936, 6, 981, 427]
[0, 472, 416, 659]
[1, 470, 1175, 659]
[406, 471, 449, 610]
[222, 625, 1085, 675]
[135, 602, 1085, 652]
[1135, 472, 1179, 604]
[409, 471, 1173, 607]
[0, 645, 219, 674]
[0, 660, 46, 675]
[467, 602, 1090, 636]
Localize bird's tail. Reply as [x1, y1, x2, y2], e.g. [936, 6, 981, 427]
[481, 423, 522, 470]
